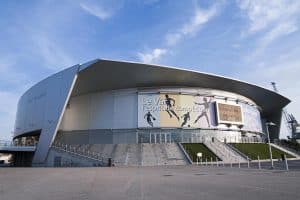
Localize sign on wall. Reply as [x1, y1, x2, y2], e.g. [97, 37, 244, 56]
[241, 103, 262, 132]
[138, 93, 216, 128]
[138, 92, 263, 132]
[138, 94, 160, 128]
[216, 102, 243, 125]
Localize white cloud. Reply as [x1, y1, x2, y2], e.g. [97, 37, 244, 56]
[0, 36, 73, 140]
[138, 1, 223, 63]
[237, 0, 300, 59]
[235, 49, 300, 139]
[137, 48, 167, 63]
[166, 2, 222, 46]
[237, 0, 300, 34]
[79, 0, 123, 21]
[182, 4, 219, 35]
[0, 56, 31, 88]
[236, 1, 300, 138]
[237, 0, 300, 43]
[33, 35, 75, 70]
[260, 22, 298, 48]
[166, 33, 182, 46]
[80, 3, 112, 20]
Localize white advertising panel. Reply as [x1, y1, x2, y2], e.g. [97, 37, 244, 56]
[138, 94, 160, 128]
[241, 103, 262, 132]
[138, 93, 262, 132]
[216, 102, 244, 125]
[138, 93, 216, 128]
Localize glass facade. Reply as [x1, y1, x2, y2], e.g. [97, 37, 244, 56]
[13, 135, 39, 146]
[56, 128, 263, 145]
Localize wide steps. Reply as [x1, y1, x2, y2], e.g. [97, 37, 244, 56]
[203, 140, 247, 163]
[53, 143, 189, 166]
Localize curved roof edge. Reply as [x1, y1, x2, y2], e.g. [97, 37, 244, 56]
[81, 58, 289, 103]
[19, 64, 80, 100]
[75, 59, 290, 114]
[19, 58, 290, 116]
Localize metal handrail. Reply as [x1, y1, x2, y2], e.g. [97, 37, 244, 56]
[214, 139, 241, 161]
[0, 140, 37, 148]
[203, 138, 247, 162]
[225, 143, 251, 161]
[0, 140, 13, 146]
[51, 142, 111, 163]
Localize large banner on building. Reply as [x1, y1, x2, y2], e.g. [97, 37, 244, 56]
[138, 93, 216, 128]
[241, 103, 262, 132]
[216, 102, 243, 125]
[138, 94, 161, 128]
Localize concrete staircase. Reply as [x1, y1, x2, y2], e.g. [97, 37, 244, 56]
[112, 143, 189, 166]
[165, 143, 191, 165]
[141, 144, 158, 166]
[141, 143, 189, 166]
[49, 144, 109, 167]
[112, 144, 128, 165]
[51, 142, 189, 167]
[113, 144, 141, 166]
[126, 144, 141, 166]
[203, 139, 248, 163]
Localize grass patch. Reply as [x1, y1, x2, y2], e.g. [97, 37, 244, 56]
[182, 143, 220, 162]
[231, 143, 295, 160]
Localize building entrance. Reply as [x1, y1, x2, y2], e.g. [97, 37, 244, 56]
[138, 131, 173, 144]
[150, 133, 171, 144]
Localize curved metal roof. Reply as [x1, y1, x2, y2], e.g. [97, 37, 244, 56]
[71, 59, 290, 116]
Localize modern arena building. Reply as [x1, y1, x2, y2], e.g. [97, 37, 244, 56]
[9, 59, 292, 167]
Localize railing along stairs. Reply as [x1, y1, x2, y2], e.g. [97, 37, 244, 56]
[51, 142, 111, 166]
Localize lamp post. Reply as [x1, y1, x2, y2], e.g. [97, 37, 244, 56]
[265, 122, 276, 169]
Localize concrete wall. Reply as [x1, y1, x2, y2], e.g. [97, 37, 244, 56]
[56, 129, 137, 144]
[60, 89, 138, 130]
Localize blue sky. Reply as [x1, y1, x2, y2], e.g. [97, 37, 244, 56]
[0, 0, 300, 140]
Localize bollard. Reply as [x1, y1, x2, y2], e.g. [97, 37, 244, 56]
[258, 155, 261, 169]
[216, 157, 219, 167]
[284, 154, 289, 171]
[247, 157, 250, 168]
[206, 158, 208, 166]
[211, 157, 213, 167]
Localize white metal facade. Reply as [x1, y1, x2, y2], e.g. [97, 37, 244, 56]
[12, 59, 290, 166]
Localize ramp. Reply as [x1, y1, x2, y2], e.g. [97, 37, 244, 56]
[204, 139, 248, 163]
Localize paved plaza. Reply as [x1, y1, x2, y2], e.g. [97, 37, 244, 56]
[0, 166, 299, 200]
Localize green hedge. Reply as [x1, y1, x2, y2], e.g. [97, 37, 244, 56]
[182, 143, 221, 162]
[231, 143, 295, 160]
